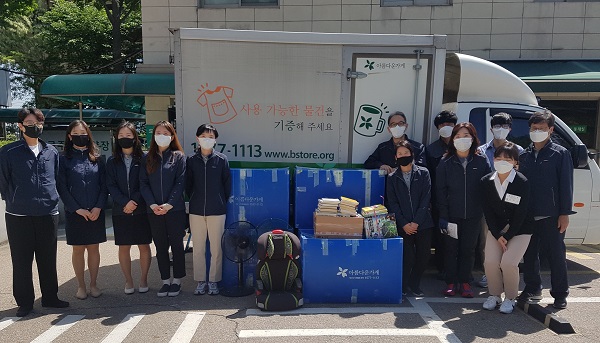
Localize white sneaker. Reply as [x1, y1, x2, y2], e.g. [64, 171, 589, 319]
[499, 299, 516, 314]
[483, 295, 502, 310]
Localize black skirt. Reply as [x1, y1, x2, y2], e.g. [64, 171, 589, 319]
[113, 214, 152, 246]
[65, 211, 107, 246]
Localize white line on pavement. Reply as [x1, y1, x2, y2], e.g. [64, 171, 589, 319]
[31, 315, 85, 343]
[0, 317, 20, 331]
[566, 252, 594, 260]
[246, 307, 419, 316]
[168, 312, 206, 343]
[238, 328, 437, 338]
[409, 298, 462, 343]
[100, 313, 145, 343]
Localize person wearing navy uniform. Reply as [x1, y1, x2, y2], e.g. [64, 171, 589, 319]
[516, 110, 574, 309]
[0, 108, 69, 317]
[140, 121, 187, 297]
[57, 120, 108, 300]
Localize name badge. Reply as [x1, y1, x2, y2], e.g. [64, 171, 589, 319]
[505, 193, 521, 205]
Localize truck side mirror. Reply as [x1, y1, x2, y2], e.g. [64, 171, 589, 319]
[571, 144, 589, 169]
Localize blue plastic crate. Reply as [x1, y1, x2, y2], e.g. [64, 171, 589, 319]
[294, 167, 386, 230]
[214, 168, 290, 289]
[301, 234, 403, 304]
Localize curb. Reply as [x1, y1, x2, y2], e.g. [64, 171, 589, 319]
[517, 301, 575, 334]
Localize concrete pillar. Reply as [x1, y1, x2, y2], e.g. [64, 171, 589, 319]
[145, 96, 171, 125]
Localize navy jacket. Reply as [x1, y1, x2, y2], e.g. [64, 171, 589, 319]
[106, 154, 147, 216]
[57, 149, 108, 213]
[0, 139, 60, 216]
[386, 165, 434, 230]
[425, 138, 449, 208]
[364, 137, 427, 169]
[186, 150, 231, 216]
[480, 171, 532, 241]
[518, 139, 574, 218]
[436, 153, 492, 220]
[139, 149, 186, 213]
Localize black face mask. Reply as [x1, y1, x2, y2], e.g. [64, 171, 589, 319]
[118, 137, 135, 149]
[23, 125, 43, 139]
[396, 156, 413, 167]
[71, 135, 90, 148]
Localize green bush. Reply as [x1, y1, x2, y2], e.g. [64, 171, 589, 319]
[0, 140, 15, 148]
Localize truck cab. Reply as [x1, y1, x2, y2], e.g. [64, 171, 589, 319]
[442, 53, 600, 245]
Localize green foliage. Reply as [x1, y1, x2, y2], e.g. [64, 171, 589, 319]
[0, 0, 37, 28]
[1, 0, 142, 107]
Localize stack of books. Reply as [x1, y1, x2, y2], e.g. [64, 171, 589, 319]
[316, 198, 340, 216]
[339, 196, 359, 216]
[361, 204, 388, 217]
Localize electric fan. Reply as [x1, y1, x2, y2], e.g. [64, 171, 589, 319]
[256, 218, 293, 236]
[221, 221, 258, 297]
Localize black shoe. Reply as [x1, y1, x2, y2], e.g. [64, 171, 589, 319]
[411, 287, 425, 297]
[553, 298, 567, 309]
[157, 284, 170, 297]
[16, 305, 33, 317]
[41, 298, 70, 308]
[516, 290, 543, 303]
[167, 283, 181, 297]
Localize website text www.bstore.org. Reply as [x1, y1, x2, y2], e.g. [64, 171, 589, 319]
[191, 142, 336, 162]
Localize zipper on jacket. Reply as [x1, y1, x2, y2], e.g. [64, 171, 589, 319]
[203, 156, 208, 216]
[463, 161, 467, 219]
[160, 154, 164, 204]
[12, 186, 19, 202]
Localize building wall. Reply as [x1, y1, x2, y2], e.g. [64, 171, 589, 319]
[141, 0, 600, 65]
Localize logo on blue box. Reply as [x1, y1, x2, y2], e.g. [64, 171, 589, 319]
[337, 267, 348, 278]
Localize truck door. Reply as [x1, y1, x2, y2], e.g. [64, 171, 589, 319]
[344, 51, 434, 166]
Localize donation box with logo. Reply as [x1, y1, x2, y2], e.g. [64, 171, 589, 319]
[301, 234, 403, 304]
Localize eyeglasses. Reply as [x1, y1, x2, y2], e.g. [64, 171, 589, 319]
[23, 121, 44, 128]
[492, 124, 510, 130]
[389, 122, 406, 128]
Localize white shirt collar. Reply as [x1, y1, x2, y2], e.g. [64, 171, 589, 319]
[491, 169, 516, 199]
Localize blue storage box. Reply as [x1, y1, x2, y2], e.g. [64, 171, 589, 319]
[213, 168, 290, 289]
[294, 167, 386, 231]
[301, 233, 403, 304]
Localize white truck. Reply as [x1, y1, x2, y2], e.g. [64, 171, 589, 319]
[173, 28, 600, 245]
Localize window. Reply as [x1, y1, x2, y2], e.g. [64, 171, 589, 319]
[381, 0, 451, 6]
[200, 0, 278, 7]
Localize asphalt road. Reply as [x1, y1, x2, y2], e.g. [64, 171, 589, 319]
[1, 228, 599, 343]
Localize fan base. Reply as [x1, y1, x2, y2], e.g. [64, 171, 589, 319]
[220, 285, 255, 297]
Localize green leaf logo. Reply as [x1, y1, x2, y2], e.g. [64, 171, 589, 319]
[365, 60, 375, 70]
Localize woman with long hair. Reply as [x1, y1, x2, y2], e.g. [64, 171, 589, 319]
[139, 121, 187, 297]
[106, 121, 152, 295]
[57, 120, 107, 300]
[436, 122, 491, 298]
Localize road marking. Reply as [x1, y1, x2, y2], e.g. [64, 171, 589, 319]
[571, 245, 600, 254]
[566, 252, 593, 260]
[246, 307, 419, 316]
[100, 313, 145, 343]
[0, 317, 20, 331]
[409, 297, 462, 343]
[168, 312, 205, 343]
[31, 315, 85, 343]
[239, 328, 437, 338]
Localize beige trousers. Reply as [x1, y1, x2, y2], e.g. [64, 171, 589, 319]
[484, 231, 532, 299]
[189, 214, 226, 282]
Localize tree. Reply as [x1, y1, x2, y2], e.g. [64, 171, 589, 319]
[0, 0, 141, 106]
[103, 0, 141, 72]
[0, 0, 37, 28]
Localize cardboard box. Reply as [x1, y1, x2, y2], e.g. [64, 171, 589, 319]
[363, 213, 399, 239]
[314, 213, 363, 238]
[301, 233, 403, 304]
[295, 167, 386, 230]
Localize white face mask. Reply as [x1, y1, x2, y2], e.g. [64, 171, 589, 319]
[439, 126, 453, 138]
[198, 137, 216, 150]
[494, 160, 514, 174]
[453, 137, 473, 152]
[530, 130, 549, 143]
[390, 125, 406, 138]
[154, 134, 172, 147]
[492, 127, 510, 140]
